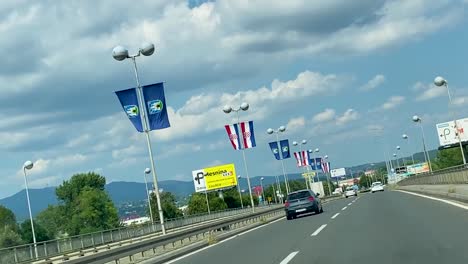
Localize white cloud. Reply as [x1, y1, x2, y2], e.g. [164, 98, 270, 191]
[286, 117, 306, 132]
[312, 108, 336, 123]
[452, 96, 468, 106]
[360, 74, 385, 91]
[153, 70, 348, 142]
[336, 109, 359, 125]
[414, 82, 446, 101]
[381, 96, 405, 110]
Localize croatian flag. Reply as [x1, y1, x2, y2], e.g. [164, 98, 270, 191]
[240, 121, 256, 149]
[322, 161, 331, 173]
[225, 124, 242, 150]
[302, 151, 310, 166]
[293, 152, 303, 167]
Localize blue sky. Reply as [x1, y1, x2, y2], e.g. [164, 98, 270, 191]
[1, 0, 468, 199]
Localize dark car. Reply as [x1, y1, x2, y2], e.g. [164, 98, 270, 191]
[284, 189, 323, 220]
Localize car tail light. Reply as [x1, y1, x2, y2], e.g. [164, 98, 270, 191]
[285, 201, 290, 207]
[308, 196, 315, 202]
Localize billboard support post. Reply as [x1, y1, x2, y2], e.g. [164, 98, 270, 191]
[205, 191, 210, 215]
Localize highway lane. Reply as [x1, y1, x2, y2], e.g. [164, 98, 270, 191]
[167, 191, 468, 264]
[166, 196, 355, 264]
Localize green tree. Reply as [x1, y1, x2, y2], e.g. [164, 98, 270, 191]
[222, 188, 242, 208]
[0, 226, 23, 248]
[187, 193, 209, 215]
[68, 187, 120, 235]
[359, 175, 372, 188]
[56, 172, 106, 204]
[209, 197, 227, 211]
[0, 205, 22, 247]
[0, 205, 18, 230]
[19, 220, 50, 243]
[433, 148, 464, 170]
[36, 205, 65, 239]
[55, 173, 119, 235]
[149, 191, 183, 221]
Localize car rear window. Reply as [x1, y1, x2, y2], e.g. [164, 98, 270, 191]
[287, 191, 310, 200]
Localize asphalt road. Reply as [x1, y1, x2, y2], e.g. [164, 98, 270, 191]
[167, 190, 468, 264]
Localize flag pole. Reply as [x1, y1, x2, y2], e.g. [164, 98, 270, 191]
[131, 57, 166, 235]
[236, 111, 255, 213]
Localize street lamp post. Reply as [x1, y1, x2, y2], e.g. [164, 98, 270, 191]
[402, 134, 415, 165]
[412, 115, 433, 172]
[293, 140, 309, 189]
[434, 76, 466, 165]
[396, 146, 405, 166]
[237, 175, 244, 209]
[393, 153, 400, 168]
[144, 168, 154, 225]
[267, 126, 290, 195]
[323, 155, 333, 196]
[223, 103, 255, 212]
[23, 161, 38, 259]
[112, 43, 166, 234]
[260, 177, 265, 205]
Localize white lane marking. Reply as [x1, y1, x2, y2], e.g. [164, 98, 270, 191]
[280, 251, 299, 264]
[331, 213, 340, 219]
[342, 206, 347, 210]
[164, 217, 284, 264]
[396, 190, 468, 210]
[311, 224, 327, 236]
[348, 203, 352, 206]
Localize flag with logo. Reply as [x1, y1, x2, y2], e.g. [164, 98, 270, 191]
[293, 152, 303, 167]
[142, 82, 170, 130]
[225, 124, 242, 150]
[279, 139, 290, 159]
[269, 142, 281, 160]
[115, 88, 144, 132]
[311, 157, 323, 170]
[240, 121, 256, 149]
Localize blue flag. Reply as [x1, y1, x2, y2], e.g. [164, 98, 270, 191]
[115, 88, 144, 132]
[311, 157, 323, 170]
[279, 139, 290, 159]
[269, 141, 281, 160]
[142, 82, 171, 130]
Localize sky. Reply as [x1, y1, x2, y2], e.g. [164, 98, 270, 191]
[1, 0, 468, 199]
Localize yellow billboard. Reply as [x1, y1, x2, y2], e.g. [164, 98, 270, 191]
[204, 163, 237, 191]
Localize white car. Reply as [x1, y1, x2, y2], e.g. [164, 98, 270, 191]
[344, 187, 357, 198]
[371, 182, 384, 193]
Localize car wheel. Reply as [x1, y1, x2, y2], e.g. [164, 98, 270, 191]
[345, 196, 348, 198]
[371, 191, 374, 193]
[315, 206, 321, 214]
[355, 194, 357, 196]
[286, 215, 292, 220]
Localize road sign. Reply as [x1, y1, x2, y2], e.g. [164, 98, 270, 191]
[192, 163, 237, 192]
[331, 168, 346, 178]
[436, 118, 468, 147]
[302, 172, 316, 178]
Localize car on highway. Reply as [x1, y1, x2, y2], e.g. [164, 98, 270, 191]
[284, 189, 323, 220]
[344, 186, 358, 198]
[371, 182, 384, 193]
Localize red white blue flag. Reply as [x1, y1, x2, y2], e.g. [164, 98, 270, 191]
[240, 121, 256, 149]
[322, 161, 331, 173]
[225, 121, 257, 150]
[293, 152, 303, 167]
[225, 124, 242, 150]
[302, 151, 310, 166]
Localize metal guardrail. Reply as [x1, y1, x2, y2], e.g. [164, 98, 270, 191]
[61, 206, 285, 264]
[0, 206, 262, 264]
[398, 165, 468, 186]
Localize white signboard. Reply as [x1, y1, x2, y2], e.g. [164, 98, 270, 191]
[436, 118, 468, 147]
[330, 167, 346, 178]
[192, 169, 206, 192]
